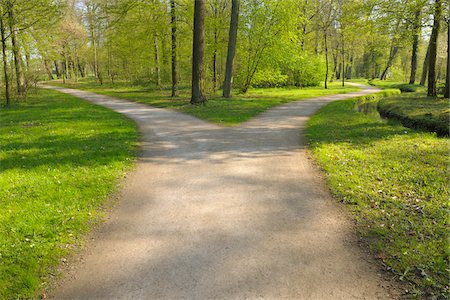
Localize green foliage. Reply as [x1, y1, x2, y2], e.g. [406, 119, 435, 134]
[250, 69, 288, 88]
[378, 92, 449, 136]
[0, 89, 137, 298]
[306, 92, 449, 298]
[284, 53, 325, 87]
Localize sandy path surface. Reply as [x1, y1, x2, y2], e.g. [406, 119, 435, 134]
[45, 84, 400, 299]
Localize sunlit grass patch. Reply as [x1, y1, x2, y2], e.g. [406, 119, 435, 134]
[0, 89, 138, 298]
[306, 95, 449, 298]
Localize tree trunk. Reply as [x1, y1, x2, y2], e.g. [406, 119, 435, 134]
[0, 12, 10, 106]
[170, 0, 178, 97]
[427, 0, 441, 97]
[445, 20, 449, 98]
[380, 46, 398, 80]
[54, 61, 60, 78]
[7, 1, 24, 95]
[153, 35, 161, 87]
[409, 10, 421, 84]
[223, 0, 240, 98]
[324, 31, 329, 89]
[341, 34, 345, 86]
[420, 41, 430, 85]
[44, 59, 53, 80]
[191, 0, 206, 104]
[212, 30, 218, 92]
[346, 55, 353, 79]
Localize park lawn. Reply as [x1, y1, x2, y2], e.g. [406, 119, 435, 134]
[368, 79, 425, 93]
[48, 79, 359, 125]
[305, 94, 449, 298]
[0, 89, 138, 298]
[378, 92, 449, 136]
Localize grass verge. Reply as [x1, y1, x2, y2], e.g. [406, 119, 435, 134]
[368, 79, 425, 93]
[378, 92, 449, 136]
[0, 88, 138, 298]
[47, 79, 359, 125]
[305, 91, 449, 298]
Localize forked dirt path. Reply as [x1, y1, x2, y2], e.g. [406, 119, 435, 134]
[45, 84, 400, 299]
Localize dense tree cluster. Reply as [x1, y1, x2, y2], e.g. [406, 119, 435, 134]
[0, 0, 448, 106]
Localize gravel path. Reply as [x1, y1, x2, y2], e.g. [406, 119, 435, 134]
[45, 84, 400, 299]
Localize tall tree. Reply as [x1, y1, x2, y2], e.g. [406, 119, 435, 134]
[0, 6, 9, 106]
[170, 0, 177, 97]
[6, 0, 24, 95]
[191, 0, 206, 104]
[409, 9, 421, 84]
[223, 0, 240, 98]
[445, 18, 449, 98]
[427, 0, 441, 97]
[420, 41, 430, 85]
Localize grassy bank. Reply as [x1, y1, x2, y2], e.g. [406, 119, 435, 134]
[47, 79, 359, 125]
[378, 92, 449, 136]
[0, 89, 138, 298]
[305, 92, 449, 298]
[368, 79, 425, 93]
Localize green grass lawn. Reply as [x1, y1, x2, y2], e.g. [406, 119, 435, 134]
[47, 79, 359, 125]
[0, 89, 138, 298]
[305, 93, 449, 298]
[368, 79, 425, 93]
[378, 92, 449, 136]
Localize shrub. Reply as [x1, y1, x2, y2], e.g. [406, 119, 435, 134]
[282, 53, 325, 87]
[250, 69, 288, 88]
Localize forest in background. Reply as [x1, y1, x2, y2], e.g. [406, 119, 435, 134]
[0, 0, 449, 105]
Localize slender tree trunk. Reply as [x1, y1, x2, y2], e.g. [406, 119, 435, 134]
[212, 30, 218, 92]
[170, 0, 178, 97]
[420, 41, 430, 85]
[0, 13, 10, 106]
[380, 46, 398, 80]
[44, 59, 53, 80]
[7, 1, 24, 95]
[54, 61, 60, 78]
[445, 20, 449, 98]
[223, 0, 240, 98]
[153, 35, 161, 87]
[324, 31, 329, 89]
[427, 0, 441, 97]
[341, 34, 345, 86]
[346, 55, 353, 79]
[409, 10, 421, 84]
[191, 0, 206, 104]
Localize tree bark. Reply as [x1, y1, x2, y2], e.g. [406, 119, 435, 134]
[223, 0, 240, 98]
[341, 34, 345, 86]
[170, 0, 178, 97]
[54, 61, 60, 78]
[380, 45, 398, 80]
[427, 0, 441, 97]
[7, 1, 24, 95]
[153, 35, 161, 87]
[191, 0, 206, 104]
[445, 19, 449, 98]
[409, 10, 421, 84]
[0, 12, 10, 106]
[324, 31, 329, 89]
[420, 41, 430, 85]
[212, 29, 218, 92]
